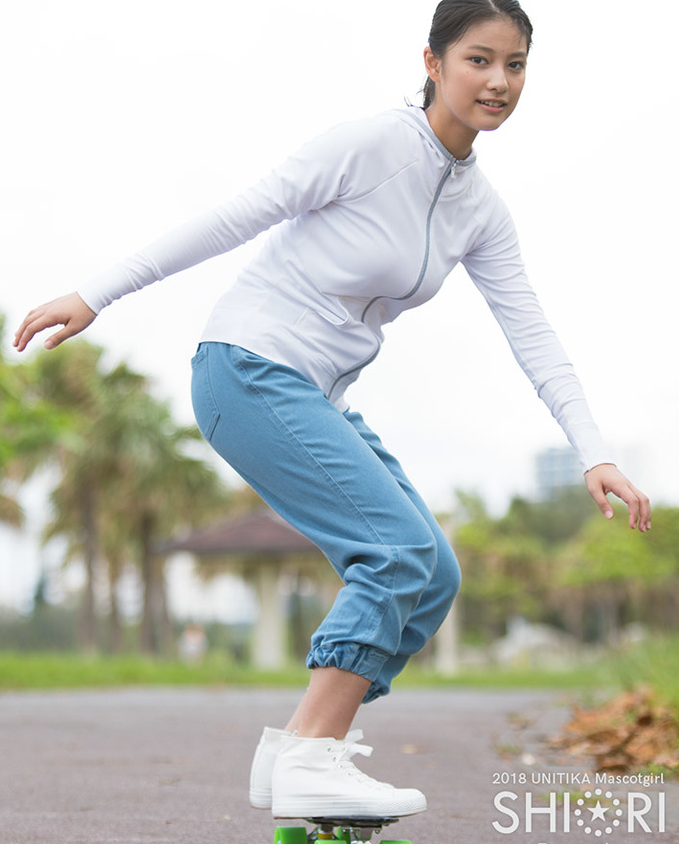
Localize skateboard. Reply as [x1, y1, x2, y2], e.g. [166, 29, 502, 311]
[273, 817, 410, 843]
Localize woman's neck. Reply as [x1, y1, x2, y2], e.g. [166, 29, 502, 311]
[424, 105, 477, 160]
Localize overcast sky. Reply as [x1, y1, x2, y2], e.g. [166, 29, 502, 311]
[2, 0, 678, 610]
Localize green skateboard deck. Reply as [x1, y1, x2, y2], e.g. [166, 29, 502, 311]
[274, 816, 410, 843]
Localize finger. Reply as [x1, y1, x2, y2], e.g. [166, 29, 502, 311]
[13, 311, 57, 352]
[586, 466, 652, 533]
[14, 303, 53, 342]
[613, 482, 650, 532]
[589, 483, 615, 520]
[639, 493, 652, 532]
[628, 486, 651, 532]
[44, 314, 89, 349]
[18, 313, 68, 352]
[44, 326, 74, 349]
[13, 314, 38, 349]
[622, 489, 641, 531]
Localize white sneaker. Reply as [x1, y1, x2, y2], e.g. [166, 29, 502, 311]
[271, 731, 427, 819]
[249, 727, 292, 809]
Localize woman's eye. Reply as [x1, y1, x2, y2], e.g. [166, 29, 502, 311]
[509, 61, 526, 71]
[469, 56, 487, 65]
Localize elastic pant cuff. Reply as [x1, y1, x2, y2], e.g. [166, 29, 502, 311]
[361, 678, 390, 704]
[306, 642, 390, 690]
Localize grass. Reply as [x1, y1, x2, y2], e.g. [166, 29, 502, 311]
[1, 636, 678, 701]
[401, 662, 607, 692]
[0, 651, 310, 691]
[604, 634, 679, 713]
[0, 651, 606, 694]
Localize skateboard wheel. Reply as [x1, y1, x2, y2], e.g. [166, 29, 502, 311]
[273, 826, 308, 844]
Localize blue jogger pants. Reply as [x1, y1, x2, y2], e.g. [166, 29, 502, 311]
[190, 342, 461, 702]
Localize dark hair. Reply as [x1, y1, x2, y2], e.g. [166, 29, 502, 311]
[422, 0, 533, 108]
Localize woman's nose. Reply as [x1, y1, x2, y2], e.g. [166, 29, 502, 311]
[487, 65, 509, 93]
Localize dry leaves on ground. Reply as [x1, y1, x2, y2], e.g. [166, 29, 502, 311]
[550, 686, 679, 775]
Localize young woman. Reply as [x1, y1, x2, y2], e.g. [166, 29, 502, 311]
[14, 0, 650, 821]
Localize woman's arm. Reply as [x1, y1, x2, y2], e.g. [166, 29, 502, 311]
[463, 196, 651, 531]
[13, 117, 376, 351]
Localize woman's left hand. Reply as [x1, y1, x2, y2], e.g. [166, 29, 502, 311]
[584, 463, 651, 532]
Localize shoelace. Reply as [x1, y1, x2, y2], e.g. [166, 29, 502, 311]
[331, 730, 390, 789]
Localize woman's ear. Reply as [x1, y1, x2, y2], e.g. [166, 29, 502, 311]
[423, 45, 442, 83]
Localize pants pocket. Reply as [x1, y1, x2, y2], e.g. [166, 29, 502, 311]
[190, 344, 221, 442]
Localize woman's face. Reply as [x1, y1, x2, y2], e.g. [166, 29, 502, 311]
[424, 17, 528, 157]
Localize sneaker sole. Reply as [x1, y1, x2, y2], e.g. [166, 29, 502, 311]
[249, 788, 272, 810]
[272, 795, 427, 818]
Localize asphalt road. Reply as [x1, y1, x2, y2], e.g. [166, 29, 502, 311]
[0, 687, 676, 844]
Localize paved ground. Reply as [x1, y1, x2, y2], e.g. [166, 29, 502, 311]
[0, 687, 676, 844]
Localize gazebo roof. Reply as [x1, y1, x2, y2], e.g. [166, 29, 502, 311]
[157, 507, 319, 557]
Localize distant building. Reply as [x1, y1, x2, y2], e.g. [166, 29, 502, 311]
[535, 446, 582, 500]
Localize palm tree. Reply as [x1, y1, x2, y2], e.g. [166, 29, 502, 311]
[37, 343, 231, 654]
[96, 373, 231, 655]
[0, 314, 66, 527]
[32, 340, 111, 651]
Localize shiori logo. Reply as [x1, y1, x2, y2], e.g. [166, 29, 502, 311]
[492, 782, 667, 841]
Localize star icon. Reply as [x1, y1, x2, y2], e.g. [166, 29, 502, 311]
[588, 800, 609, 822]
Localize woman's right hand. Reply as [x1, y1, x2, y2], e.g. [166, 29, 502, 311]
[13, 292, 97, 353]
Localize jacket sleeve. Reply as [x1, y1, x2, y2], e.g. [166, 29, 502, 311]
[461, 193, 615, 472]
[77, 121, 370, 313]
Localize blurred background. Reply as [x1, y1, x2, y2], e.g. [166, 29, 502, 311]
[1, 0, 678, 716]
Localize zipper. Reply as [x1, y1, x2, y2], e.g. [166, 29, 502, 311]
[327, 159, 457, 402]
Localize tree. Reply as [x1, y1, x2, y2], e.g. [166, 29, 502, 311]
[451, 488, 678, 646]
[32, 340, 111, 651]
[452, 491, 548, 640]
[32, 339, 230, 654]
[641, 507, 679, 628]
[98, 377, 230, 655]
[501, 486, 595, 544]
[555, 506, 679, 642]
[0, 314, 67, 527]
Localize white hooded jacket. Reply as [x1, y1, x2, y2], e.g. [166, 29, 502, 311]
[78, 106, 613, 471]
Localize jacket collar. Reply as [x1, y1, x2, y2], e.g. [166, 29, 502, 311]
[397, 106, 478, 169]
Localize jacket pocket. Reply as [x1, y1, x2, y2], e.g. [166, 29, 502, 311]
[312, 298, 350, 326]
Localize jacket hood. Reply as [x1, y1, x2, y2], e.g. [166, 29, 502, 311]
[395, 106, 478, 170]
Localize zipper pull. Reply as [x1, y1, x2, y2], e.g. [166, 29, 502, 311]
[450, 160, 458, 178]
